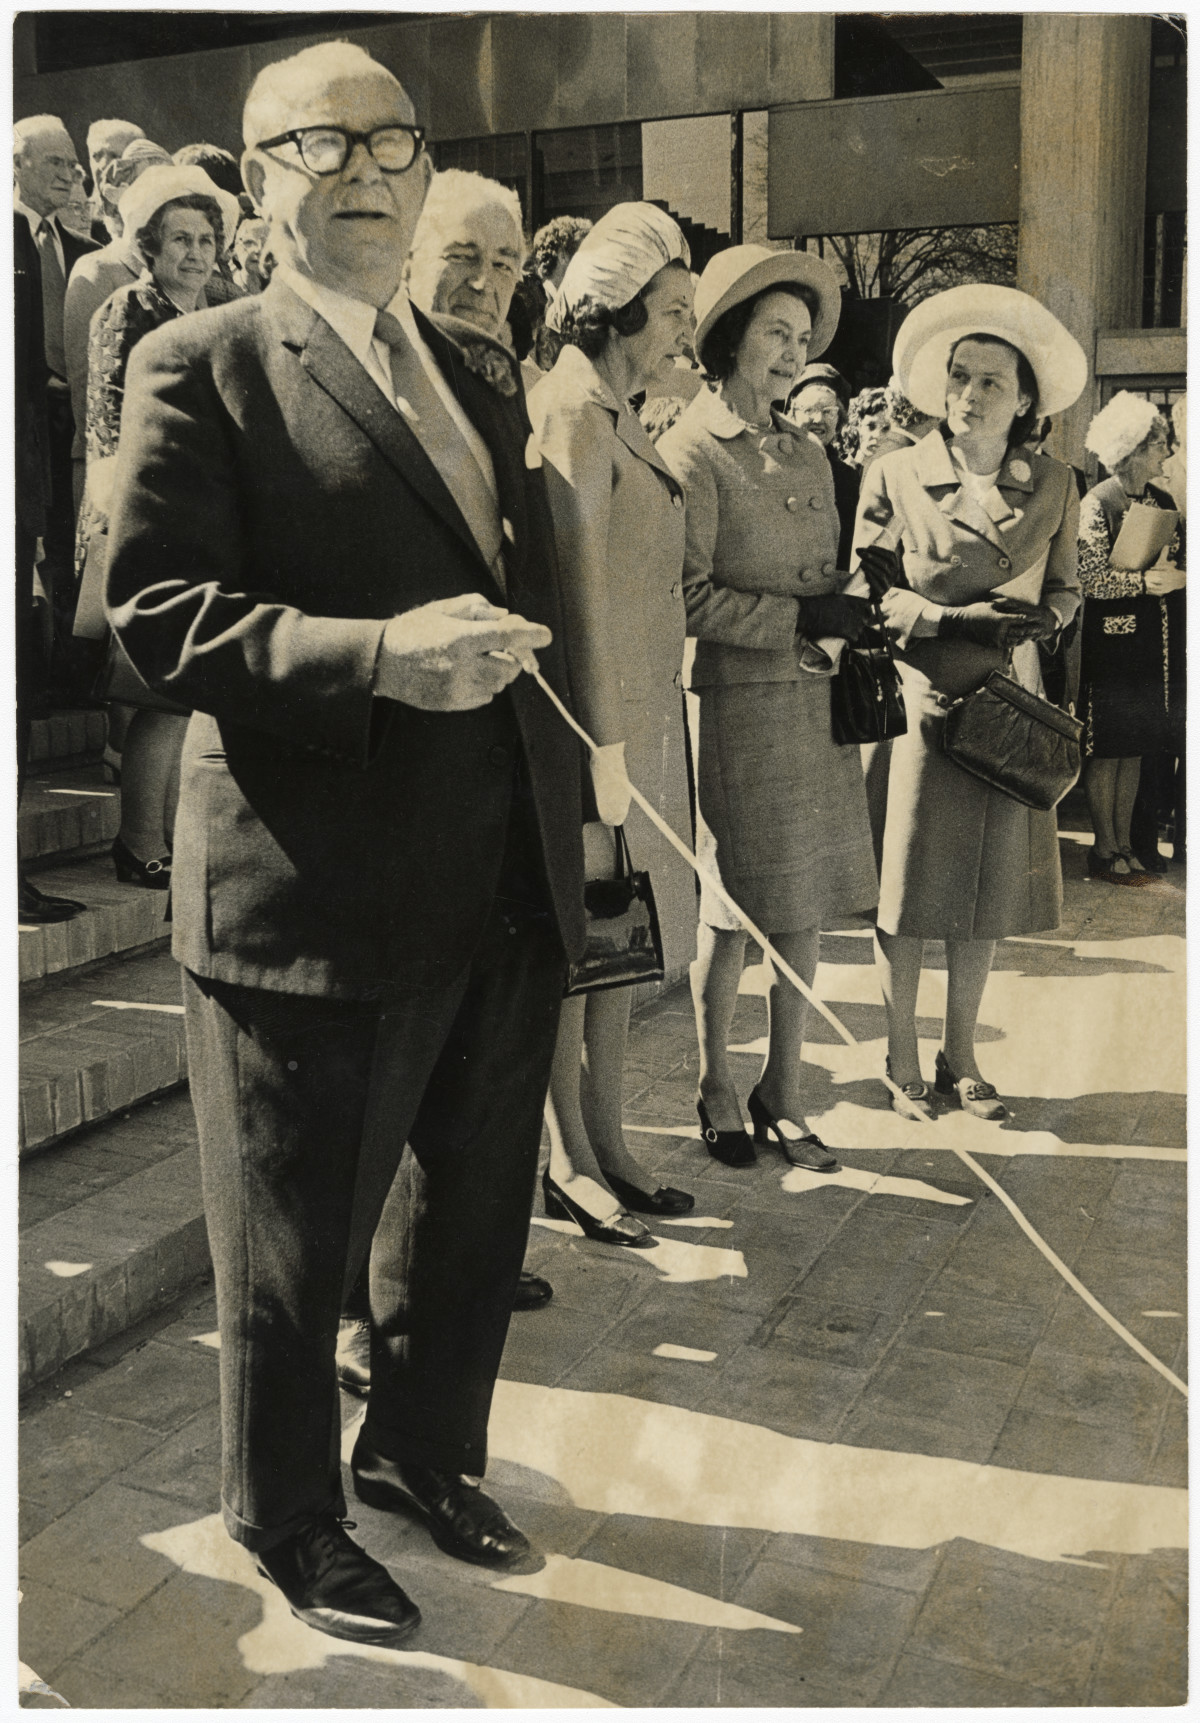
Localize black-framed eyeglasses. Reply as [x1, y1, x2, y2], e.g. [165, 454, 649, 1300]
[255, 124, 426, 177]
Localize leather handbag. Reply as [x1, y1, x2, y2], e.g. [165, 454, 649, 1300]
[94, 632, 191, 716]
[941, 659, 1083, 810]
[565, 826, 665, 996]
[830, 603, 907, 745]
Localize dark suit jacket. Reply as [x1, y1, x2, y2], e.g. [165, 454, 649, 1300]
[105, 279, 586, 998]
[14, 212, 96, 535]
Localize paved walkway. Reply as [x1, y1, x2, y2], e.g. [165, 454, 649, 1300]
[18, 832, 1186, 1707]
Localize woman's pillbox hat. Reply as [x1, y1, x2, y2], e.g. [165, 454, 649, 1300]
[546, 202, 689, 332]
[894, 284, 1088, 420]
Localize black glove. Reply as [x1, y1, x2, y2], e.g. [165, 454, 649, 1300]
[797, 593, 873, 645]
[936, 602, 1025, 648]
[856, 544, 903, 601]
[992, 597, 1060, 643]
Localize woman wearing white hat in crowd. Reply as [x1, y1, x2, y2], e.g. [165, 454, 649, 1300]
[854, 284, 1086, 1122]
[658, 246, 878, 1174]
[74, 164, 241, 890]
[527, 202, 697, 1245]
[1077, 392, 1184, 883]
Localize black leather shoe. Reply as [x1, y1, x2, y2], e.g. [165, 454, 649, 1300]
[18, 878, 86, 923]
[603, 1171, 695, 1215]
[542, 1168, 654, 1247]
[695, 1097, 755, 1168]
[336, 1317, 371, 1399]
[256, 1513, 420, 1647]
[351, 1443, 531, 1569]
[112, 835, 171, 890]
[513, 1270, 553, 1311]
[746, 1089, 841, 1172]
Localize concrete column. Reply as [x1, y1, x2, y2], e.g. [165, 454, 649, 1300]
[1017, 14, 1151, 460]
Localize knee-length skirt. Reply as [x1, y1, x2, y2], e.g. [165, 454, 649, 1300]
[692, 675, 879, 933]
[876, 660, 1063, 940]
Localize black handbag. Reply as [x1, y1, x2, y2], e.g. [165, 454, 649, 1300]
[564, 826, 665, 997]
[830, 602, 907, 745]
[941, 659, 1083, 811]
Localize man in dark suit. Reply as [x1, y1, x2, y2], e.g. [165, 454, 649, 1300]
[105, 42, 585, 1648]
[14, 115, 94, 922]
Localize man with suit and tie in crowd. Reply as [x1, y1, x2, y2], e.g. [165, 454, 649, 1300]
[335, 165, 554, 1401]
[105, 41, 586, 1646]
[14, 115, 96, 923]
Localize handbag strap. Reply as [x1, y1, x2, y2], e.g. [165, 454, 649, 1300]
[612, 823, 634, 880]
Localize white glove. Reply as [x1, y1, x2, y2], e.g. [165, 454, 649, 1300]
[589, 742, 632, 826]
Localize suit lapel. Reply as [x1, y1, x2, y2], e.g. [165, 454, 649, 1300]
[914, 426, 1009, 552]
[271, 283, 484, 568]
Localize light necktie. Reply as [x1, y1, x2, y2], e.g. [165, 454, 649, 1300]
[373, 309, 505, 590]
[35, 217, 67, 380]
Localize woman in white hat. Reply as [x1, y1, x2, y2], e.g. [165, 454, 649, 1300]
[75, 164, 240, 891]
[658, 246, 878, 1174]
[527, 202, 698, 1244]
[1078, 392, 1183, 881]
[855, 283, 1087, 1121]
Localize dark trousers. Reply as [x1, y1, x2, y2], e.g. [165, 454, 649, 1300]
[183, 870, 565, 1552]
[16, 524, 49, 803]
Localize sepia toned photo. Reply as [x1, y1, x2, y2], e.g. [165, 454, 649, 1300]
[15, 8, 1185, 1708]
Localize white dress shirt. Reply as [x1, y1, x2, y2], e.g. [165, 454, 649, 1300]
[276, 265, 497, 502]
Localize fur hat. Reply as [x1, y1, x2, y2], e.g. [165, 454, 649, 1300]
[1085, 391, 1167, 471]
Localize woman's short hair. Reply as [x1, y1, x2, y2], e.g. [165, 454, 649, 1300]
[699, 281, 819, 382]
[135, 192, 225, 269]
[556, 259, 688, 362]
[947, 333, 1041, 446]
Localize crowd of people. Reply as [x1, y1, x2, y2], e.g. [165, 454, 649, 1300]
[14, 37, 1185, 1652]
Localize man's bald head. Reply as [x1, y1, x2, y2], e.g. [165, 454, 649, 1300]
[14, 115, 79, 215]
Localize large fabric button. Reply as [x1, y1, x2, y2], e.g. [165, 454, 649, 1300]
[808, 496, 823, 510]
[822, 561, 834, 575]
[786, 496, 799, 511]
[489, 745, 510, 768]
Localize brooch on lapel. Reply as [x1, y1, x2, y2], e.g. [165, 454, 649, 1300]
[459, 340, 519, 398]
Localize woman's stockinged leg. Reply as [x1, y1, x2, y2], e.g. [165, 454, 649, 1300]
[691, 922, 748, 1131]
[1083, 755, 1120, 855]
[755, 927, 819, 1129]
[579, 985, 654, 1188]
[119, 710, 188, 861]
[942, 938, 997, 1080]
[875, 928, 924, 1086]
[544, 995, 611, 1193]
[1113, 756, 1145, 865]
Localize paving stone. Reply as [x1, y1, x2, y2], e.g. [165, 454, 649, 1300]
[18, 1480, 200, 1609]
[121, 1406, 223, 1511]
[769, 1296, 904, 1370]
[1083, 1201, 1187, 1260]
[879, 1649, 1076, 1706]
[1068, 1245, 1186, 1317]
[19, 1498, 57, 1546]
[243, 1662, 484, 1707]
[555, 1342, 719, 1412]
[906, 1537, 1115, 1695]
[792, 1210, 960, 1312]
[893, 1291, 1049, 1367]
[604, 1287, 765, 1360]
[1038, 1283, 1184, 1364]
[367, 1560, 534, 1667]
[761, 1528, 942, 1596]
[701, 1342, 869, 1442]
[1105, 1163, 1187, 1212]
[66, 1338, 219, 1434]
[490, 1600, 705, 1708]
[857, 1345, 1025, 1442]
[575, 1514, 770, 1598]
[1144, 1395, 1187, 1488]
[33, 1653, 175, 1709]
[840, 1401, 999, 1465]
[1012, 1344, 1172, 1436]
[19, 1400, 163, 1510]
[18, 1579, 124, 1683]
[988, 1408, 1157, 1485]
[1088, 1553, 1188, 1705]
[498, 1298, 616, 1387]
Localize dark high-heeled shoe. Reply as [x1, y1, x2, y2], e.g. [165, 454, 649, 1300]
[112, 835, 171, 890]
[695, 1097, 755, 1168]
[746, 1089, 840, 1172]
[884, 1055, 937, 1122]
[933, 1051, 1008, 1121]
[603, 1171, 694, 1215]
[541, 1169, 655, 1248]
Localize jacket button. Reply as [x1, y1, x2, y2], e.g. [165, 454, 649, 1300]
[670, 582, 682, 598]
[808, 496, 823, 510]
[673, 670, 683, 688]
[950, 556, 962, 566]
[822, 561, 834, 575]
[786, 496, 799, 511]
[999, 557, 1011, 569]
[489, 745, 510, 768]
[671, 492, 683, 509]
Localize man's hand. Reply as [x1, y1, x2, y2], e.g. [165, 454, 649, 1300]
[1145, 564, 1186, 595]
[375, 594, 551, 711]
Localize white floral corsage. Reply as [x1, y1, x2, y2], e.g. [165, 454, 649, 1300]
[1007, 458, 1031, 483]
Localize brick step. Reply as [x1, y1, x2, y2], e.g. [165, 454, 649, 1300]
[21, 854, 170, 988]
[20, 946, 187, 1157]
[27, 707, 108, 775]
[19, 1089, 209, 1389]
[18, 763, 120, 865]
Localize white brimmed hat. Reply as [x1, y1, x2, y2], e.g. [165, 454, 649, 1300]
[894, 285, 1088, 419]
[693, 245, 841, 364]
[118, 164, 241, 256]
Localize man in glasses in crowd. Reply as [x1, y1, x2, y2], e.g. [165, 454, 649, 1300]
[104, 41, 584, 1647]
